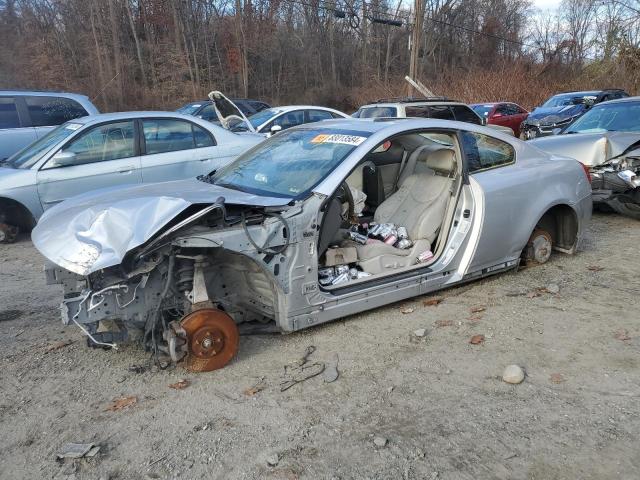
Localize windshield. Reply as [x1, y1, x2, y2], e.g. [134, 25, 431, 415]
[5, 123, 81, 169]
[211, 128, 371, 198]
[176, 103, 203, 115]
[565, 101, 640, 134]
[230, 108, 280, 132]
[352, 106, 398, 118]
[542, 93, 596, 108]
[471, 105, 493, 117]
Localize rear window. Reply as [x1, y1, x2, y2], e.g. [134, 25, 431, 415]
[451, 105, 482, 125]
[26, 96, 88, 127]
[0, 97, 19, 129]
[353, 106, 397, 118]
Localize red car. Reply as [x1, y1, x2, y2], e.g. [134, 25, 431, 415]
[470, 102, 529, 137]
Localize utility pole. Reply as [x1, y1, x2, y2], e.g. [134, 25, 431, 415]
[408, 0, 424, 97]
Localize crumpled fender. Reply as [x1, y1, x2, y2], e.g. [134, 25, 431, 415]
[32, 179, 291, 276]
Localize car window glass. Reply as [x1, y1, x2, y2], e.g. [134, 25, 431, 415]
[353, 106, 397, 118]
[59, 121, 135, 166]
[495, 104, 509, 115]
[405, 105, 430, 118]
[427, 105, 455, 120]
[308, 110, 334, 122]
[143, 119, 197, 154]
[26, 96, 88, 127]
[451, 105, 482, 124]
[193, 124, 215, 148]
[460, 131, 514, 173]
[197, 104, 218, 121]
[249, 101, 269, 112]
[269, 110, 304, 130]
[0, 97, 19, 129]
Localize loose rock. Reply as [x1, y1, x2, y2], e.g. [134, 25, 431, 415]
[265, 453, 280, 467]
[502, 365, 525, 384]
[413, 328, 427, 338]
[373, 436, 388, 447]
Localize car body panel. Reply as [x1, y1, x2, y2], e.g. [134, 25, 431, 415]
[33, 118, 590, 361]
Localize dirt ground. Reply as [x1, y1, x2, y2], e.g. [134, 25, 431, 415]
[1, 212, 639, 480]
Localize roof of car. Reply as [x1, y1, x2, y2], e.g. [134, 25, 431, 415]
[67, 111, 216, 124]
[359, 100, 467, 108]
[0, 90, 91, 100]
[554, 89, 623, 96]
[591, 95, 640, 105]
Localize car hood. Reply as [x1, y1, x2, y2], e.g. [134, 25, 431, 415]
[32, 178, 292, 276]
[525, 105, 584, 125]
[530, 131, 640, 167]
[0, 166, 37, 190]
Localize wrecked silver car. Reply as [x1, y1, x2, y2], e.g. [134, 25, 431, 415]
[531, 96, 640, 219]
[33, 118, 591, 372]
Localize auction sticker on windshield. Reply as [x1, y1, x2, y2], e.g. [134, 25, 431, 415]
[311, 134, 367, 146]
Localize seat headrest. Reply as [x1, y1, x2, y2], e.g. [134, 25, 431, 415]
[425, 148, 456, 175]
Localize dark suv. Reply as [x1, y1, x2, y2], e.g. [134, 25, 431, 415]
[0, 91, 99, 161]
[521, 89, 629, 139]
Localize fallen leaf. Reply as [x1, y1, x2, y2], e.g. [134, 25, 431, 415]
[400, 306, 414, 314]
[169, 379, 190, 390]
[44, 340, 73, 353]
[550, 373, 565, 384]
[423, 297, 442, 307]
[244, 385, 264, 396]
[468, 315, 482, 323]
[434, 319, 453, 328]
[614, 329, 631, 341]
[105, 396, 138, 411]
[470, 306, 486, 314]
[587, 265, 604, 272]
[469, 334, 485, 345]
[526, 291, 541, 299]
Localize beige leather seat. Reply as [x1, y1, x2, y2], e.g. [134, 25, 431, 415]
[356, 143, 457, 274]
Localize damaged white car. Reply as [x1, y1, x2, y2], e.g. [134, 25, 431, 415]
[33, 118, 591, 371]
[531, 96, 640, 219]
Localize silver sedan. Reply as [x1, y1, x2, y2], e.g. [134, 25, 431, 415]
[0, 111, 262, 242]
[34, 118, 591, 371]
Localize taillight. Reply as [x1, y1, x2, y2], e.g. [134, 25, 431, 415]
[580, 162, 591, 183]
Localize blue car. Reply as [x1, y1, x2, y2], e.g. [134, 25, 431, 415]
[0, 111, 262, 242]
[0, 91, 99, 161]
[520, 89, 629, 139]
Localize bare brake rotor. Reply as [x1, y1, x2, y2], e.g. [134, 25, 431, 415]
[180, 308, 239, 372]
[524, 229, 553, 265]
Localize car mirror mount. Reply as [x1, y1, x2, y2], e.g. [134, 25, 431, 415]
[50, 151, 77, 168]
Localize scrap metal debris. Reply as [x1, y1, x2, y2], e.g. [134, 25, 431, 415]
[469, 334, 485, 345]
[105, 395, 138, 411]
[169, 379, 190, 390]
[280, 346, 326, 391]
[56, 443, 100, 460]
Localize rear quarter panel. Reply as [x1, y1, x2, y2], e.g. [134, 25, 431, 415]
[469, 141, 590, 271]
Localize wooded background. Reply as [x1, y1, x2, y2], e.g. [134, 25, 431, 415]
[1, 0, 640, 112]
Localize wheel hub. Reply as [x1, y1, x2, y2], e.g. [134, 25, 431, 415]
[526, 229, 552, 264]
[180, 308, 239, 372]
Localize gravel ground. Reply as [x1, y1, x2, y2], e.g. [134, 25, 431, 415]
[1, 212, 639, 480]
